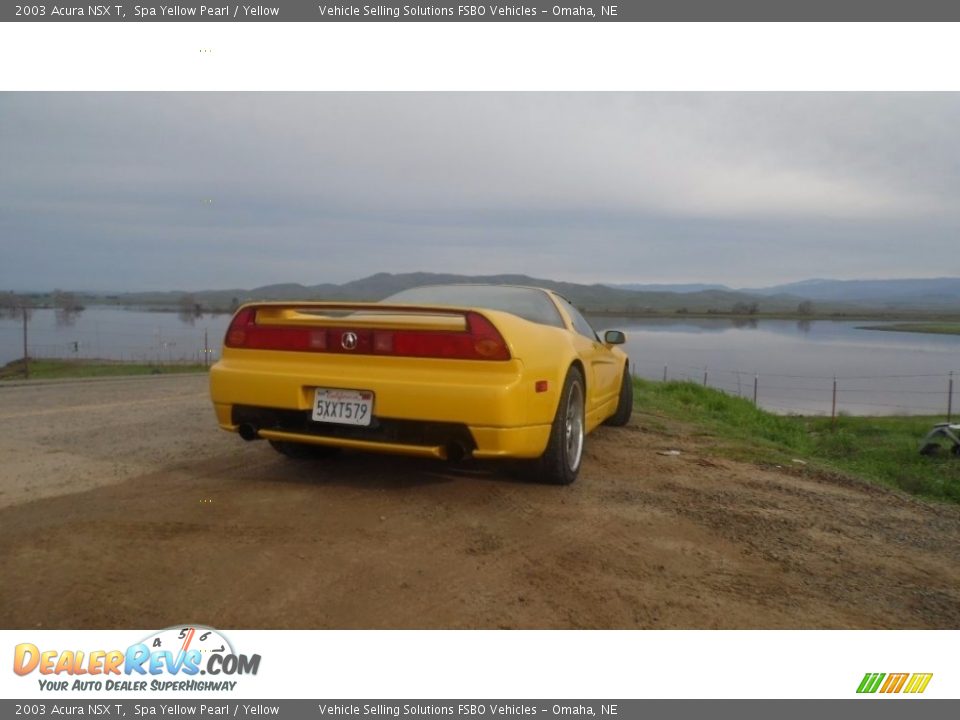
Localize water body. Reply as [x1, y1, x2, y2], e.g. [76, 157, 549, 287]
[0, 307, 232, 367]
[1, 309, 957, 416]
[595, 317, 960, 416]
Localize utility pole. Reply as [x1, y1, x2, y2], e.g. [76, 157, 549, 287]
[22, 305, 30, 379]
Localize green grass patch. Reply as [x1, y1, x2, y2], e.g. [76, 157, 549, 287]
[633, 378, 960, 503]
[857, 322, 960, 336]
[0, 358, 208, 381]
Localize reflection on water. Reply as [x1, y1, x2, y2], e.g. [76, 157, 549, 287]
[591, 316, 960, 416]
[0, 307, 232, 367]
[1, 309, 957, 416]
[54, 307, 83, 327]
[52, 290, 85, 328]
[178, 307, 203, 326]
[177, 295, 205, 326]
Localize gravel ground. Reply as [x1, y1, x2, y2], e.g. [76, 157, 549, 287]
[1, 374, 959, 629]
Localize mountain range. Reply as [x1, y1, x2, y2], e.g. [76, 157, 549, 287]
[100, 273, 960, 314]
[609, 277, 960, 310]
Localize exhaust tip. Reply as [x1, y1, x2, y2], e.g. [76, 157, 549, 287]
[238, 423, 260, 441]
[446, 443, 468, 463]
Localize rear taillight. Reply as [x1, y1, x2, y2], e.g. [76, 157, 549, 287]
[225, 308, 324, 352]
[223, 308, 510, 360]
[225, 308, 255, 348]
[467, 312, 511, 360]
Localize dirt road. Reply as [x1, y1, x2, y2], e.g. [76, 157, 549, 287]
[1, 374, 959, 629]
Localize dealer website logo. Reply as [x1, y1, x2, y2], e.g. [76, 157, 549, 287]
[857, 672, 933, 695]
[13, 625, 261, 692]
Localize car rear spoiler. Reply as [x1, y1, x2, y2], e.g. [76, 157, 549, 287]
[223, 302, 512, 360]
[242, 302, 477, 331]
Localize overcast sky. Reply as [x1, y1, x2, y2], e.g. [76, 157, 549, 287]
[1, 92, 958, 292]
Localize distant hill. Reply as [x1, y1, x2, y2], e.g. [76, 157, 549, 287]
[93, 273, 960, 315]
[608, 276, 960, 311]
[608, 282, 731, 293]
[111, 272, 809, 314]
[742, 277, 960, 309]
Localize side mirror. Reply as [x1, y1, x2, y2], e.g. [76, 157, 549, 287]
[604, 330, 626, 345]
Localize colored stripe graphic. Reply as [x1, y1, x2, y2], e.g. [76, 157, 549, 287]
[857, 673, 886, 693]
[857, 672, 932, 694]
[880, 673, 909, 693]
[904, 674, 934, 694]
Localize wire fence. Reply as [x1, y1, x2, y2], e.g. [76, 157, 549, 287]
[2, 313, 957, 418]
[631, 360, 957, 420]
[0, 320, 223, 366]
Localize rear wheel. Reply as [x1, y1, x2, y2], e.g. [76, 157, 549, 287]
[534, 366, 585, 485]
[269, 440, 341, 460]
[604, 362, 633, 427]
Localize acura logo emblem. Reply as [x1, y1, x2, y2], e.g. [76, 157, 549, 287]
[341, 332, 358, 350]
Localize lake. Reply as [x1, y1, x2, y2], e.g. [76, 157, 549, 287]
[1, 308, 957, 416]
[596, 316, 959, 416]
[0, 307, 233, 367]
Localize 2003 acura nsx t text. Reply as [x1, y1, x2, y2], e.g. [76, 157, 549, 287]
[209, 284, 632, 484]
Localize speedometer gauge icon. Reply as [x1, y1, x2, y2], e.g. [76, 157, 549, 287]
[140, 625, 235, 658]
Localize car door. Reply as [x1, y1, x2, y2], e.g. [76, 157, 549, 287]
[559, 299, 621, 414]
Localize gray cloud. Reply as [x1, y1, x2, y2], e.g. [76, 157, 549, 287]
[1, 92, 958, 291]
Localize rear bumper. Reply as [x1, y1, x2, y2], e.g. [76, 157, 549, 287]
[209, 352, 556, 460]
[232, 425, 551, 461]
[259, 429, 450, 460]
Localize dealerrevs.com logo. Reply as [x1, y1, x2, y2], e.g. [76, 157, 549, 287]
[13, 626, 261, 692]
[857, 673, 933, 695]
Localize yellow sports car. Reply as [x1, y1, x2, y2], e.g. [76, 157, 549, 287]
[209, 284, 632, 484]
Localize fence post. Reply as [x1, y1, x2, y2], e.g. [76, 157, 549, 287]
[703, 368, 708, 387]
[949, 371, 954, 423]
[753, 374, 758, 406]
[204, 328, 209, 368]
[831, 376, 838, 430]
[21, 306, 30, 379]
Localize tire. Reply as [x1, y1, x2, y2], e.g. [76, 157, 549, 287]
[269, 440, 341, 460]
[534, 366, 586, 485]
[604, 362, 633, 427]
[919, 443, 941, 457]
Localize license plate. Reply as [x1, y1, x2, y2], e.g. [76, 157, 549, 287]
[311, 388, 374, 426]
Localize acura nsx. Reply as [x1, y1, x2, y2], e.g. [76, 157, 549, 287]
[209, 284, 632, 484]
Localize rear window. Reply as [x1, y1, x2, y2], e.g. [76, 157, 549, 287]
[382, 285, 565, 328]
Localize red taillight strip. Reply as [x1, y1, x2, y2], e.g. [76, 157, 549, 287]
[223, 307, 510, 360]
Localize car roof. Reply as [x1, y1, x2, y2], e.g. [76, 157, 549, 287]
[390, 283, 566, 300]
[399, 282, 553, 292]
[380, 283, 569, 327]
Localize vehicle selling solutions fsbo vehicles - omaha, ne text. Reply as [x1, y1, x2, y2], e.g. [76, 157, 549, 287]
[209, 284, 632, 484]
